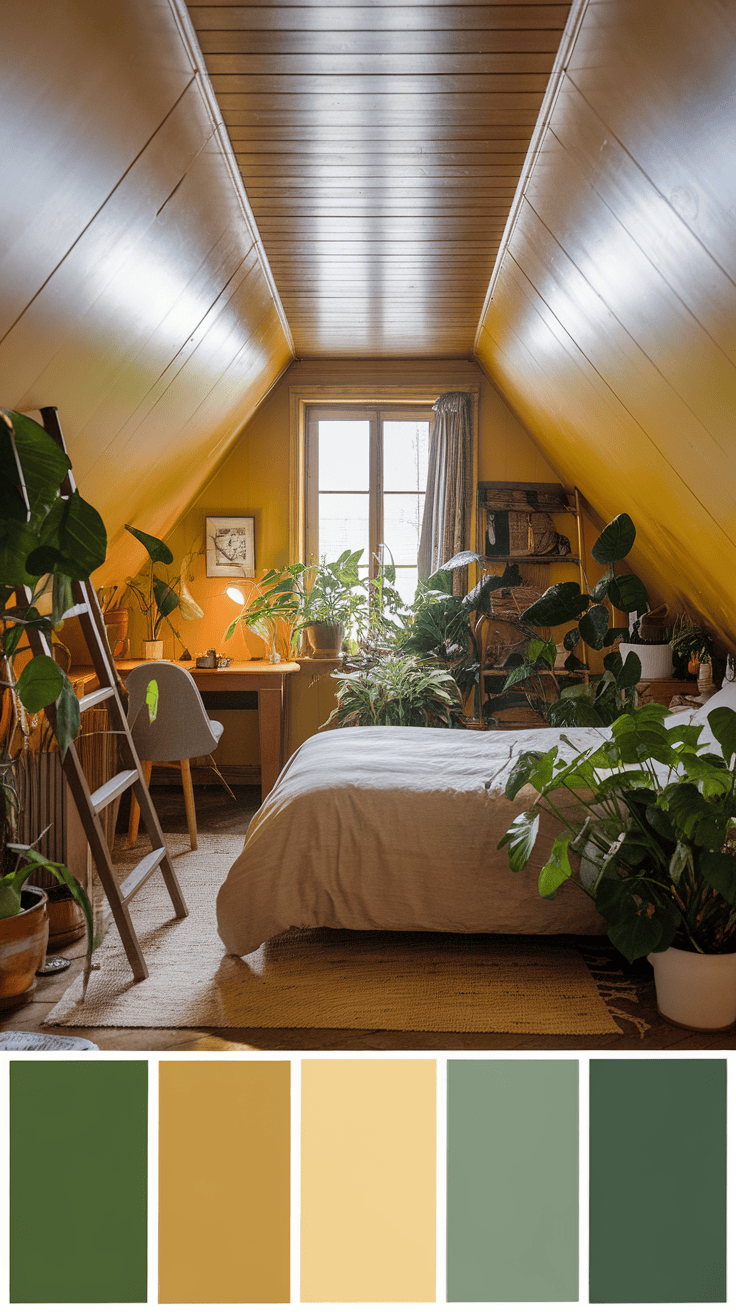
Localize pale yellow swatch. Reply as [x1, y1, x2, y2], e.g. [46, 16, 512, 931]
[301, 1059, 436, 1302]
[159, 1061, 290, 1303]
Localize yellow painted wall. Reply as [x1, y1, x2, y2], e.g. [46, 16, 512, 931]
[476, 0, 736, 652]
[136, 357, 599, 768]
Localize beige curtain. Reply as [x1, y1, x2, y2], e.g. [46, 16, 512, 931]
[417, 392, 473, 593]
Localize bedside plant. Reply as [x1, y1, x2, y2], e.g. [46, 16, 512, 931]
[497, 700, 736, 1028]
[327, 653, 465, 728]
[502, 513, 650, 726]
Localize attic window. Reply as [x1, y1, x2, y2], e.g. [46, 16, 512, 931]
[305, 406, 432, 602]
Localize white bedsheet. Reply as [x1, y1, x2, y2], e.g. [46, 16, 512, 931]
[216, 724, 608, 955]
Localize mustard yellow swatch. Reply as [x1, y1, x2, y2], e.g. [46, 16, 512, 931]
[301, 1059, 436, 1302]
[159, 1061, 290, 1303]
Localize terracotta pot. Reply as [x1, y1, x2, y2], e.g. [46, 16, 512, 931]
[0, 886, 49, 1006]
[619, 641, 673, 679]
[104, 607, 129, 658]
[144, 640, 164, 661]
[46, 884, 86, 949]
[648, 945, 736, 1031]
[307, 622, 345, 658]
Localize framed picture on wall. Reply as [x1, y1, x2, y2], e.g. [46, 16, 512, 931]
[205, 516, 256, 578]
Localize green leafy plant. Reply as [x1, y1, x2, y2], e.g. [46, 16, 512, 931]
[0, 407, 102, 963]
[326, 653, 465, 728]
[123, 526, 203, 651]
[497, 701, 736, 961]
[670, 616, 716, 675]
[503, 513, 649, 726]
[1, 409, 107, 755]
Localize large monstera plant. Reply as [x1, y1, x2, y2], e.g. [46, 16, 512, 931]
[1, 408, 104, 936]
[503, 513, 650, 727]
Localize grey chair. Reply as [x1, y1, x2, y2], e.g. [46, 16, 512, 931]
[125, 662, 225, 850]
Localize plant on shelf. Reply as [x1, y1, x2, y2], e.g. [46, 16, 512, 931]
[670, 615, 716, 678]
[123, 526, 203, 658]
[498, 699, 736, 1028]
[400, 554, 540, 722]
[326, 653, 465, 729]
[1, 408, 100, 1000]
[502, 513, 650, 727]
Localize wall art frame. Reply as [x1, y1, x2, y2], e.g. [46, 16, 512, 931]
[205, 516, 256, 578]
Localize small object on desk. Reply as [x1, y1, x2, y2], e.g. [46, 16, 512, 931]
[196, 649, 217, 668]
[179, 648, 192, 661]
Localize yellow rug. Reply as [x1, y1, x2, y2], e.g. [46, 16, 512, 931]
[46, 836, 620, 1035]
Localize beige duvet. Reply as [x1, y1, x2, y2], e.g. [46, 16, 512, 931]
[216, 725, 607, 955]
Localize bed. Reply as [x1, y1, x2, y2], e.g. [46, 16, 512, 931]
[216, 722, 611, 956]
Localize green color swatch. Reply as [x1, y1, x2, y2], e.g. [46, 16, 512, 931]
[590, 1059, 726, 1303]
[10, 1061, 147, 1303]
[447, 1059, 578, 1301]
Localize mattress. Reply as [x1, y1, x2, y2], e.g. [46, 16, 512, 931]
[216, 724, 608, 956]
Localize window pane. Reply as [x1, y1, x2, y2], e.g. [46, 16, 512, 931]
[392, 567, 419, 606]
[382, 492, 425, 564]
[383, 421, 430, 492]
[318, 421, 370, 491]
[318, 493, 369, 565]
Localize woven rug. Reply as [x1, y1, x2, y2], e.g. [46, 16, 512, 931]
[46, 835, 620, 1035]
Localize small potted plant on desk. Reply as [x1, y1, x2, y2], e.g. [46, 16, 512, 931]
[498, 700, 736, 1030]
[123, 526, 203, 659]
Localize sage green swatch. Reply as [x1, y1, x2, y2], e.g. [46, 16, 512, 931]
[589, 1059, 726, 1303]
[10, 1061, 147, 1303]
[447, 1059, 578, 1301]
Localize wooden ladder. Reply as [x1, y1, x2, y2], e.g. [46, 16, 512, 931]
[18, 406, 188, 981]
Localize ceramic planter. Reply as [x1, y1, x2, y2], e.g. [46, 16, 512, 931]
[144, 639, 164, 660]
[0, 886, 49, 1007]
[619, 641, 673, 680]
[648, 945, 736, 1030]
[307, 622, 344, 658]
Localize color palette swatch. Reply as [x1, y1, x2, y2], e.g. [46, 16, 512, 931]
[447, 1059, 579, 1302]
[301, 1059, 436, 1303]
[158, 1060, 290, 1304]
[4, 1055, 730, 1306]
[9, 1060, 147, 1304]
[590, 1058, 727, 1304]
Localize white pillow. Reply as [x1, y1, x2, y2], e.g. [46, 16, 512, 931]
[689, 681, 736, 722]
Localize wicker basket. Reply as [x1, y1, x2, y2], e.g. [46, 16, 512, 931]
[489, 584, 544, 621]
[482, 618, 529, 667]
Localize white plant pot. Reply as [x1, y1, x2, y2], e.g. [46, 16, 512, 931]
[648, 945, 736, 1030]
[143, 640, 164, 661]
[619, 641, 673, 680]
[307, 623, 344, 658]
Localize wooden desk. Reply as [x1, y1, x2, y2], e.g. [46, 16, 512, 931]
[74, 660, 300, 801]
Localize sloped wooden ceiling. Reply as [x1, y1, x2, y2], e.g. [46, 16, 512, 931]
[0, 0, 293, 579]
[476, 0, 736, 648]
[186, 1, 572, 356]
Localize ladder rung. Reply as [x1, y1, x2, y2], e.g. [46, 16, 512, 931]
[79, 685, 116, 713]
[120, 847, 167, 904]
[90, 770, 139, 813]
[61, 602, 88, 619]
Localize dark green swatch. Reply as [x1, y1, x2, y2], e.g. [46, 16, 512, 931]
[447, 1060, 578, 1301]
[10, 1061, 147, 1303]
[590, 1059, 726, 1303]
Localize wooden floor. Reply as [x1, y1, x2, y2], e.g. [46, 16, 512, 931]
[2, 786, 733, 1052]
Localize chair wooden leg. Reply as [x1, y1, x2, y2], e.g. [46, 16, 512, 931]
[179, 759, 197, 850]
[127, 760, 152, 845]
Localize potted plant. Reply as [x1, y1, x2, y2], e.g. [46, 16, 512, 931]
[618, 603, 674, 680]
[1, 408, 100, 1000]
[298, 550, 365, 656]
[326, 653, 466, 728]
[123, 526, 203, 658]
[501, 513, 651, 726]
[670, 615, 716, 678]
[498, 699, 736, 1029]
